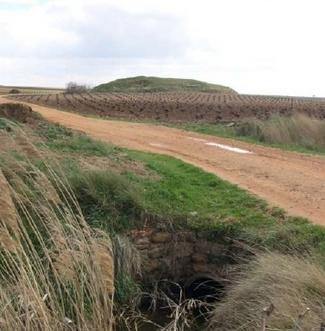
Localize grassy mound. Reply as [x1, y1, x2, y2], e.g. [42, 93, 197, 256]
[209, 252, 325, 331]
[93, 76, 237, 93]
[0, 102, 41, 123]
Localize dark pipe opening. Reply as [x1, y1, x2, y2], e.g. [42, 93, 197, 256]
[184, 277, 225, 321]
[185, 277, 225, 302]
[138, 277, 226, 329]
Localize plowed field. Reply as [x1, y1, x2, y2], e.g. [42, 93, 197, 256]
[10, 92, 325, 122]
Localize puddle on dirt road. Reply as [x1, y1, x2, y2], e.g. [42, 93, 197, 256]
[187, 137, 207, 143]
[205, 142, 253, 154]
[150, 136, 253, 155]
[149, 142, 166, 148]
[187, 136, 253, 154]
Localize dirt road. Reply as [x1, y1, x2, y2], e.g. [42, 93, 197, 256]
[2, 97, 325, 225]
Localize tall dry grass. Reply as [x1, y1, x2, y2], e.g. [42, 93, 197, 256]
[236, 113, 325, 150]
[208, 252, 325, 331]
[0, 119, 207, 331]
[0, 124, 115, 331]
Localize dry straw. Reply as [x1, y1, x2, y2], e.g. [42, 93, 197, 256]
[208, 252, 325, 331]
[237, 113, 325, 149]
[0, 122, 115, 331]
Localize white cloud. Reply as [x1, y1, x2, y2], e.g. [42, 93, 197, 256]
[1, 0, 325, 95]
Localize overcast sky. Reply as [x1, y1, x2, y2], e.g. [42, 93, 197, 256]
[0, 0, 324, 96]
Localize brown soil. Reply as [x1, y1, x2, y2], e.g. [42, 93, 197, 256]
[1, 96, 325, 226]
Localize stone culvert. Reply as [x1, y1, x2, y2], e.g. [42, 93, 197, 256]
[128, 227, 242, 296]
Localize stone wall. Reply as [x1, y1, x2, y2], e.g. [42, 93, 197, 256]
[128, 227, 237, 283]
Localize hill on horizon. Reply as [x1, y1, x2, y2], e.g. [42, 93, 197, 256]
[93, 76, 237, 93]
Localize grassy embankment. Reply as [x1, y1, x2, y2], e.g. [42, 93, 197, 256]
[36, 121, 325, 330]
[33, 121, 325, 255]
[1, 113, 325, 330]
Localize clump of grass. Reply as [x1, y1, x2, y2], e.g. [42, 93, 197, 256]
[236, 114, 325, 152]
[0, 126, 115, 331]
[209, 252, 325, 331]
[0, 118, 10, 130]
[37, 122, 73, 140]
[48, 134, 116, 156]
[112, 236, 141, 304]
[67, 168, 142, 233]
[0, 102, 41, 123]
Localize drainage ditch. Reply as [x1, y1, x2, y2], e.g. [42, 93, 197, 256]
[128, 227, 246, 329]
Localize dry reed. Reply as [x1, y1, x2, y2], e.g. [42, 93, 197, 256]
[208, 252, 325, 331]
[0, 122, 115, 331]
[237, 113, 325, 150]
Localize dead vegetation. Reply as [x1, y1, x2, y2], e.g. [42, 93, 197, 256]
[65, 82, 90, 94]
[237, 113, 325, 150]
[208, 252, 325, 331]
[8, 89, 21, 94]
[0, 124, 115, 331]
[0, 102, 41, 123]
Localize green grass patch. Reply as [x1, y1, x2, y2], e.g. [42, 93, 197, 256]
[114, 272, 140, 304]
[58, 144, 325, 255]
[127, 150, 269, 224]
[37, 122, 118, 156]
[125, 151, 325, 254]
[0, 118, 8, 130]
[67, 168, 141, 233]
[47, 134, 116, 156]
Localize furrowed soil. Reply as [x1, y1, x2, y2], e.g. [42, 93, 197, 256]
[10, 92, 325, 122]
[1, 96, 325, 225]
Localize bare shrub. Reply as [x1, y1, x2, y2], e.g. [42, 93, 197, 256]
[8, 88, 21, 94]
[65, 82, 90, 94]
[208, 252, 325, 331]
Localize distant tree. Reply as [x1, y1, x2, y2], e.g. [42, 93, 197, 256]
[9, 88, 21, 94]
[65, 82, 90, 94]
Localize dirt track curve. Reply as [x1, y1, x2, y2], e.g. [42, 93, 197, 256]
[2, 96, 325, 226]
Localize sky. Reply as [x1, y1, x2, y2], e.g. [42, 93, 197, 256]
[0, 0, 325, 96]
